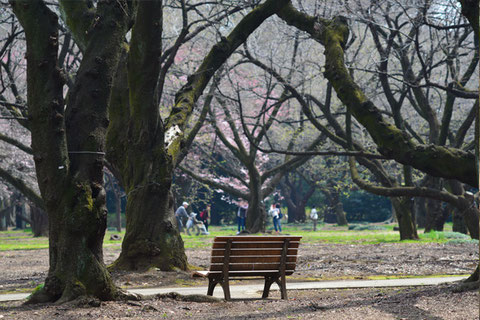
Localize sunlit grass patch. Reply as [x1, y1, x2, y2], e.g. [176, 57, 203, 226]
[0, 222, 475, 251]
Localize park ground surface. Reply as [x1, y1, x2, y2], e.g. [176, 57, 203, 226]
[0, 223, 478, 319]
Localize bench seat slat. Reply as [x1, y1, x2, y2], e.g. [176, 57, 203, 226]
[204, 270, 296, 277]
[212, 241, 300, 249]
[212, 248, 298, 256]
[193, 270, 296, 278]
[211, 255, 298, 264]
[209, 262, 297, 272]
[214, 236, 302, 241]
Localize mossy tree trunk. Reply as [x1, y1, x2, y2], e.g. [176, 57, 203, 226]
[424, 199, 444, 233]
[30, 205, 48, 237]
[11, 0, 131, 303]
[105, 0, 289, 270]
[451, 204, 468, 234]
[245, 169, 266, 233]
[414, 197, 427, 228]
[105, 0, 187, 271]
[391, 197, 418, 240]
[281, 174, 315, 222]
[324, 187, 348, 226]
[447, 180, 479, 239]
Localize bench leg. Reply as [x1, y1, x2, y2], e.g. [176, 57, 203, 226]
[221, 278, 231, 300]
[207, 278, 217, 296]
[274, 277, 287, 299]
[262, 276, 276, 298]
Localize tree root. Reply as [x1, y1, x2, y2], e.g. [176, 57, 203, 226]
[25, 287, 55, 305]
[465, 265, 479, 282]
[451, 280, 479, 293]
[25, 284, 141, 305]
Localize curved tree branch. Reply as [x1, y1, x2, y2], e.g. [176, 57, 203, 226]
[0, 166, 43, 209]
[277, 3, 476, 187]
[0, 133, 32, 154]
[165, 0, 290, 166]
[178, 165, 248, 199]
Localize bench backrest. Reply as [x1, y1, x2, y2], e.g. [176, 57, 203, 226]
[209, 236, 302, 276]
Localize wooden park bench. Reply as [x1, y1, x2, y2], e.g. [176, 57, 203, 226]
[192, 235, 302, 300]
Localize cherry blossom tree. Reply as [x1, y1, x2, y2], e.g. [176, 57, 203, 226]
[180, 77, 324, 232]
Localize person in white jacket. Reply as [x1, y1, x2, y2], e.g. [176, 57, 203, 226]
[310, 206, 318, 231]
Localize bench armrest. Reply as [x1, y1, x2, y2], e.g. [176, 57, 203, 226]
[192, 270, 210, 278]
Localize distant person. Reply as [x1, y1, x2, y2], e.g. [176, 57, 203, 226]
[198, 205, 210, 232]
[310, 206, 318, 231]
[273, 203, 282, 233]
[268, 204, 276, 227]
[175, 202, 189, 233]
[186, 212, 209, 235]
[237, 202, 247, 234]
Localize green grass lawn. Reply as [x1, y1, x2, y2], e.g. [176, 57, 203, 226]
[1, 222, 475, 251]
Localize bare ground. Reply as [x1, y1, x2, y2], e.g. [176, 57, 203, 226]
[0, 238, 478, 319]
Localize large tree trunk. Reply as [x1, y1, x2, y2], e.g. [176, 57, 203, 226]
[424, 198, 444, 232]
[112, 186, 186, 270]
[451, 205, 468, 234]
[414, 197, 427, 228]
[461, 205, 479, 239]
[34, 180, 120, 304]
[30, 205, 48, 237]
[281, 176, 314, 223]
[423, 178, 445, 232]
[391, 197, 418, 240]
[335, 206, 348, 226]
[246, 172, 266, 233]
[324, 186, 348, 226]
[12, 0, 131, 303]
[294, 203, 308, 223]
[106, 1, 187, 271]
[106, 0, 288, 270]
[447, 180, 479, 239]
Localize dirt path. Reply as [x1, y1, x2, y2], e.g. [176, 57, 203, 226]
[0, 242, 477, 294]
[0, 240, 477, 319]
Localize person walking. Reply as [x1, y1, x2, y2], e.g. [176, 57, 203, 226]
[237, 202, 247, 234]
[273, 203, 282, 233]
[175, 202, 189, 233]
[310, 206, 318, 231]
[199, 205, 210, 232]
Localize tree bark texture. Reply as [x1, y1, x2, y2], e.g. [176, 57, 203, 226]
[414, 197, 427, 228]
[11, 0, 131, 303]
[30, 205, 48, 237]
[391, 197, 418, 240]
[281, 175, 315, 222]
[246, 171, 266, 233]
[106, 1, 187, 272]
[107, 0, 289, 270]
[451, 205, 468, 235]
[324, 187, 348, 226]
